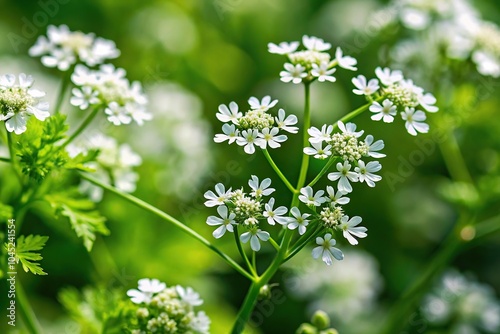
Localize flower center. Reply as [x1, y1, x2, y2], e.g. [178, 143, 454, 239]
[239, 110, 274, 130]
[0, 88, 34, 115]
[383, 84, 419, 108]
[288, 50, 331, 69]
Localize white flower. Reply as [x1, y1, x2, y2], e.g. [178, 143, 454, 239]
[335, 47, 358, 71]
[311, 62, 337, 82]
[127, 278, 166, 304]
[337, 121, 364, 138]
[355, 160, 382, 187]
[473, 50, 500, 78]
[190, 311, 211, 334]
[326, 186, 350, 205]
[286, 207, 311, 235]
[206, 205, 236, 238]
[248, 95, 278, 112]
[299, 186, 327, 207]
[370, 99, 397, 123]
[339, 215, 367, 245]
[258, 127, 288, 149]
[308, 124, 333, 143]
[280, 63, 307, 84]
[312, 233, 344, 265]
[263, 198, 288, 225]
[375, 67, 403, 86]
[275, 109, 299, 134]
[417, 92, 439, 113]
[328, 161, 359, 193]
[302, 35, 331, 52]
[214, 123, 240, 144]
[240, 229, 270, 252]
[105, 102, 132, 125]
[217, 101, 241, 124]
[204, 183, 232, 207]
[70, 86, 99, 110]
[236, 129, 264, 154]
[29, 25, 120, 70]
[303, 141, 332, 160]
[0, 73, 50, 135]
[248, 175, 275, 197]
[364, 135, 386, 158]
[176, 286, 203, 306]
[401, 107, 429, 136]
[268, 41, 299, 55]
[352, 75, 380, 96]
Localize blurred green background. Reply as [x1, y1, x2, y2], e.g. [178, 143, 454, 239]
[1, 0, 500, 333]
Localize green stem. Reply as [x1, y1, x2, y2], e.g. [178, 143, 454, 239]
[333, 96, 384, 130]
[307, 156, 338, 188]
[262, 149, 297, 194]
[379, 216, 467, 334]
[0, 156, 10, 162]
[284, 223, 322, 262]
[234, 226, 257, 277]
[7, 131, 23, 186]
[80, 172, 255, 282]
[230, 82, 313, 333]
[60, 107, 100, 148]
[268, 237, 280, 251]
[17, 281, 43, 334]
[54, 72, 71, 114]
[438, 129, 473, 183]
[473, 214, 500, 240]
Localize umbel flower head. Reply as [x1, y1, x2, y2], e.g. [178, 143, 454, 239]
[70, 64, 151, 126]
[268, 35, 358, 84]
[29, 25, 120, 70]
[126, 278, 210, 334]
[0, 73, 50, 134]
[214, 96, 298, 154]
[351, 67, 438, 136]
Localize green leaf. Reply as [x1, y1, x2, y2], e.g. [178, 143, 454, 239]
[0, 203, 13, 222]
[45, 189, 109, 251]
[14, 235, 49, 275]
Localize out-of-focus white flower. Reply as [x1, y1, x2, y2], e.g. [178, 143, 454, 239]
[268, 41, 300, 55]
[175, 286, 203, 306]
[29, 25, 120, 70]
[311, 62, 337, 82]
[280, 63, 307, 84]
[0, 73, 50, 134]
[335, 47, 358, 71]
[127, 278, 166, 304]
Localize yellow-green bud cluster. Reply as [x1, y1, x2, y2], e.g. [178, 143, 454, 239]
[329, 133, 369, 162]
[0, 88, 34, 115]
[238, 110, 274, 130]
[383, 84, 419, 109]
[288, 50, 331, 69]
[320, 206, 344, 228]
[231, 189, 262, 224]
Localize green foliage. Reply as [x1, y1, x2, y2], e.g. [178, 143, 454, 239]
[45, 188, 109, 251]
[14, 234, 49, 275]
[15, 114, 99, 182]
[0, 202, 13, 222]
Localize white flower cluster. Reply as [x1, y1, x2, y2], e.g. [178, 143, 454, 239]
[70, 64, 151, 126]
[0, 73, 50, 134]
[268, 35, 357, 84]
[421, 270, 500, 333]
[204, 176, 279, 251]
[29, 25, 120, 71]
[214, 96, 298, 154]
[305, 121, 384, 193]
[353, 67, 438, 136]
[67, 133, 142, 202]
[388, 0, 500, 77]
[126, 278, 210, 334]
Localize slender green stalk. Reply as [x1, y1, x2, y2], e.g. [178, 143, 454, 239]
[0, 156, 10, 162]
[231, 82, 313, 333]
[284, 223, 322, 262]
[438, 129, 473, 184]
[333, 96, 384, 130]
[473, 214, 500, 240]
[80, 172, 255, 281]
[7, 131, 23, 185]
[234, 226, 258, 277]
[61, 107, 100, 148]
[307, 156, 338, 188]
[268, 237, 280, 251]
[17, 281, 43, 334]
[54, 73, 71, 114]
[262, 149, 297, 193]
